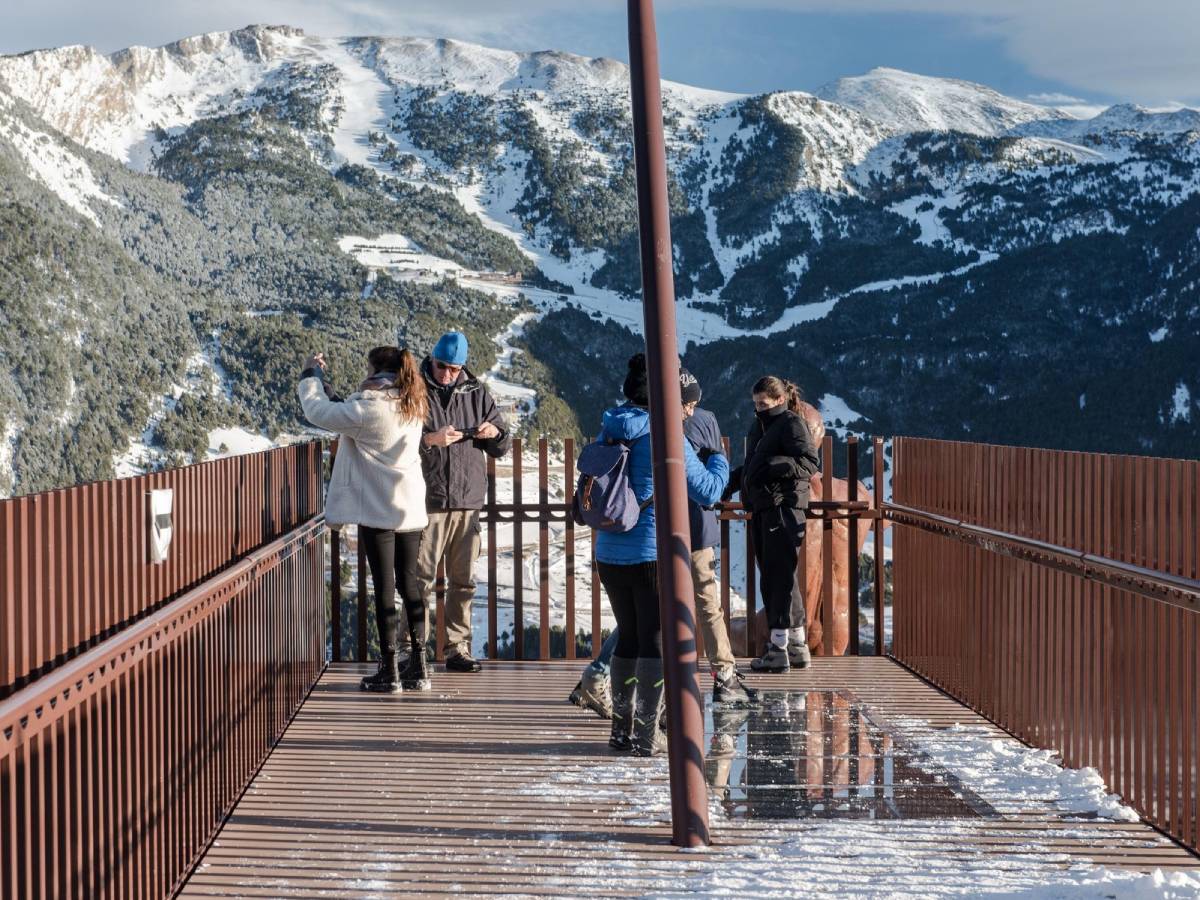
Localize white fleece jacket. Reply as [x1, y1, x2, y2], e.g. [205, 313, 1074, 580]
[298, 377, 428, 531]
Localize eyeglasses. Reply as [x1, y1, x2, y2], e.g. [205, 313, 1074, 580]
[433, 361, 463, 374]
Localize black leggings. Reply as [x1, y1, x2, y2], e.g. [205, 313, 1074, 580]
[360, 525, 424, 653]
[597, 561, 661, 659]
[751, 506, 807, 631]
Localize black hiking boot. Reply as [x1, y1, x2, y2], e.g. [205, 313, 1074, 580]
[608, 656, 636, 752]
[360, 652, 401, 693]
[712, 667, 759, 705]
[632, 658, 667, 757]
[445, 650, 483, 673]
[400, 642, 431, 691]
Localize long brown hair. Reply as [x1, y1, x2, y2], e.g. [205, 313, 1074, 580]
[368, 346, 428, 422]
[752, 376, 803, 413]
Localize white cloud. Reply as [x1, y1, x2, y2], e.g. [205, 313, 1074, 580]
[3, 0, 1199, 104]
[1027, 92, 1088, 105]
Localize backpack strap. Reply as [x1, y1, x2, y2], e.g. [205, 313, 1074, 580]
[605, 435, 654, 513]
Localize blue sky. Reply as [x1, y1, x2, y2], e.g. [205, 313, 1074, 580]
[3, 1, 1198, 108]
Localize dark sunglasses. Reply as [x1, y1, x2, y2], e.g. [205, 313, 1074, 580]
[433, 361, 463, 373]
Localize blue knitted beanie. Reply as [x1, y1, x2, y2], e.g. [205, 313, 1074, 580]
[432, 331, 469, 366]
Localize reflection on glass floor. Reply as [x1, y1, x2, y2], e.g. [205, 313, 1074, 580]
[705, 690, 998, 821]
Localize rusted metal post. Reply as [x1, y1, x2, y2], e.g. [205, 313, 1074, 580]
[330, 528, 342, 663]
[848, 436, 860, 656]
[873, 437, 885, 655]
[329, 439, 342, 663]
[627, 0, 710, 848]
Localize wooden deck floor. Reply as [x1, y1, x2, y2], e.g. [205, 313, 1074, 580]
[181, 658, 1198, 898]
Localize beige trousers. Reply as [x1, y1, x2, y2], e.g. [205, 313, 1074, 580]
[417, 510, 481, 656]
[692, 547, 736, 673]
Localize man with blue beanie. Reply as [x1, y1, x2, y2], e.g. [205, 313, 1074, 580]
[415, 330, 511, 673]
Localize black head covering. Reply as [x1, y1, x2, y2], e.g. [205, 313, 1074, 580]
[622, 353, 650, 407]
[679, 367, 701, 404]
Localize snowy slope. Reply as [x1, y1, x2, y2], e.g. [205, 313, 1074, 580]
[0, 26, 313, 170]
[0, 93, 119, 224]
[817, 67, 1071, 135]
[765, 91, 893, 192]
[1017, 102, 1200, 140]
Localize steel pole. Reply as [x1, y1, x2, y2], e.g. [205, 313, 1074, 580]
[627, 0, 711, 848]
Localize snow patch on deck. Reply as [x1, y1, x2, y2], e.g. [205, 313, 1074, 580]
[523, 717, 1197, 898]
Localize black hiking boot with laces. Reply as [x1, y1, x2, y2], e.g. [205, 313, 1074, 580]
[360, 652, 402, 693]
[712, 667, 759, 705]
[400, 642, 431, 691]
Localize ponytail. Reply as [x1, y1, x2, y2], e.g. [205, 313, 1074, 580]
[392, 349, 428, 422]
[752, 375, 805, 413]
[783, 380, 803, 414]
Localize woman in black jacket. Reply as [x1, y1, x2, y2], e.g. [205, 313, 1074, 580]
[726, 376, 820, 672]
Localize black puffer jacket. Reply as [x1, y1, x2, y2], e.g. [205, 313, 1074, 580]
[730, 405, 819, 513]
[420, 359, 512, 510]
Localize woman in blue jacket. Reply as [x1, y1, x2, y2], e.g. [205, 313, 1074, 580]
[597, 354, 729, 756]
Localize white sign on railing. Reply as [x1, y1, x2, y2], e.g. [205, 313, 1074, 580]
[149, 489, 173, 564]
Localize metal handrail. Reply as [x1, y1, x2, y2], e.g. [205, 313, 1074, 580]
[0, 514, 325, 747]
[885, 501, 1200, 612]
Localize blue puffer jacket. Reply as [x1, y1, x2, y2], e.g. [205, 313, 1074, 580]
[594, 404, 730, 565]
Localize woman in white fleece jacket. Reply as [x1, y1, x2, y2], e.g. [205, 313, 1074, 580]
[299, 346, 431, 693]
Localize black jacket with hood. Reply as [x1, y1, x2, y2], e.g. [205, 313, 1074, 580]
[420, 359, 512, 510]
[729, 405, 819, 513]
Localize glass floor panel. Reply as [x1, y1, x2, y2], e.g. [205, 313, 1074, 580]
[704, 690, 998, 821]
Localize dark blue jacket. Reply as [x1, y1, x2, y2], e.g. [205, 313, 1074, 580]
[594, 405, 729, 566]
[684, 408, 723, 551]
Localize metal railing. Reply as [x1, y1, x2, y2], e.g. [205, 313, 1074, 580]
[330, 434, 886, 663]
[0, 443, 324, 699]
[887, 437, 1200, 852]
[4, 431, 1198, 893]
[0, 444, 328, 897]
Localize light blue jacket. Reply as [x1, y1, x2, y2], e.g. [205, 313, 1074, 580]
[594, 405, 730, 565]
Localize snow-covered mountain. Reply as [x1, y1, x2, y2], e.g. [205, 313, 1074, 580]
[816, 67, 1073, 136]
[1, 25, 1198, 495]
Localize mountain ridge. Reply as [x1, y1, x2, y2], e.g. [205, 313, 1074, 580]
[0, 25, 1197, 495]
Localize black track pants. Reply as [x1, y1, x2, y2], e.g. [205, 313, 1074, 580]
[751, 506, 807, 631]
[360, 525, 425, 653]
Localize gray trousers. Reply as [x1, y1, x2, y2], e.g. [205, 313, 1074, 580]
[416, 509, 482, 656]
[692, 546, 736, 673]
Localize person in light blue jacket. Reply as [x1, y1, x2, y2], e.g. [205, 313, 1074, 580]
[597, 353, 728, 757]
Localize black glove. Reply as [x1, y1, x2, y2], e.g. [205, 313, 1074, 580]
[698, 446, 715, 463]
